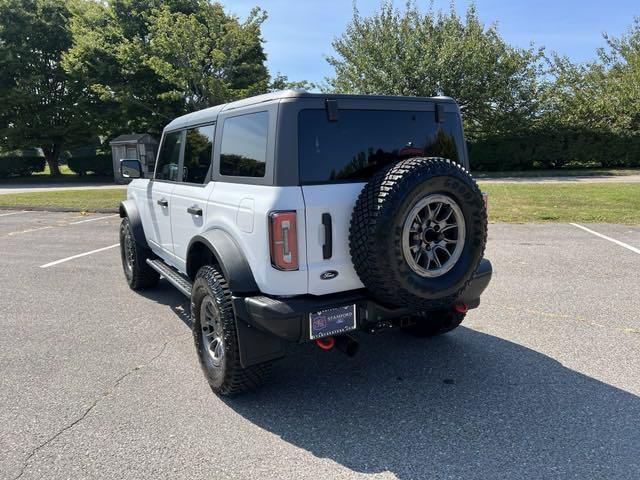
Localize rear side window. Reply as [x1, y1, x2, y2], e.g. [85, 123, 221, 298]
[220, 112, 268, 178]
[183, 124, 215, 184]
[155, 131, 182, 181]
[298, 109, 464, 184]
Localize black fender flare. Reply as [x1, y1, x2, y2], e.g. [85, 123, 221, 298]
[187, 230, 259, 294]
[119, 200, 149, 249]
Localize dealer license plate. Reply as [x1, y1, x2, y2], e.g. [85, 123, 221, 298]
[309, 304, 357, 340]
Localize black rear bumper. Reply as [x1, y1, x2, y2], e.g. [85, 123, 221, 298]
[232, 259, 492, 367]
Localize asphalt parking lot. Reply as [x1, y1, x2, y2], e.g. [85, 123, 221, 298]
[1, 210, 639, 480]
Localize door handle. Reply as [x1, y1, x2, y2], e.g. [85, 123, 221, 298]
[187, 206, 203, 216]
[157, 198, 168, 207]
[322, 213, 332, 259]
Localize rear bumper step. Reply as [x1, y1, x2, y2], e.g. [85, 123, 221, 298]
[146, 259, 193, 297]
[234, 258, 493, 343]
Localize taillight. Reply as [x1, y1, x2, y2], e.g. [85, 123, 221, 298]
[269, 211, 298, 271]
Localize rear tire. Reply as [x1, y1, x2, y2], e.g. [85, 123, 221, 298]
[119, 217, 159, 290]
[401, 309, 466, 337]
[191, 265, 271, 396]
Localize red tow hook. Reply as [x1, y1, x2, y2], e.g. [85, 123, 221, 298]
[454, 302, 469, 314]
[315, 336, 335, 350]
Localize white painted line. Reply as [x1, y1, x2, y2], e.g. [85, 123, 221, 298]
[39, 243, 119, 268]
[570, 223, 640, 255]
[69, 214, 119, 225]
[7, 226, 52, 236]
[0, 211, 30, 217]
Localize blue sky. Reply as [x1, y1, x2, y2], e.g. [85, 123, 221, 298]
[226, 0, 639, 84]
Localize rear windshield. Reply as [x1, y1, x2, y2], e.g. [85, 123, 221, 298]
[298, 109, 465, 184]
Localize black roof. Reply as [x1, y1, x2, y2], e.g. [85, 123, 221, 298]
[109, 134, 156, 144]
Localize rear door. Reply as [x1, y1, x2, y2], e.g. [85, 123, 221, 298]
[170, 124, 216, 272]
[145, 130, 181, 258]
[298, 103, 466, 295]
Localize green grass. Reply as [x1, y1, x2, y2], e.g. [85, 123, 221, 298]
[0, 183, 638, 223]
[479, 182, 640, 224]
[0, 188, 125, 211]
[33, 164, 75, 176]
[1, 164, 112, 184]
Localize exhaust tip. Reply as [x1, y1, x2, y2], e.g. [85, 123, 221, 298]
[334, 334, 359, 357]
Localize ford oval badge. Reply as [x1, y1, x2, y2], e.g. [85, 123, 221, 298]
[320, 270, 339, 280]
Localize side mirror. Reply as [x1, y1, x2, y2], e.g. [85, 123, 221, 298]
[120, 159, 143, 179]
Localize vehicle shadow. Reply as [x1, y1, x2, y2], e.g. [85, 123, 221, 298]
[137, 279, 193, 328]
[223, 327, 640, 479]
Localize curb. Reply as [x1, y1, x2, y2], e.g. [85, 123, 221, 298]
[0, 205, 119, 214]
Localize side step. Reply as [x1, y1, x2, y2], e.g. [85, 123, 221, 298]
[146, 259, 193, 297]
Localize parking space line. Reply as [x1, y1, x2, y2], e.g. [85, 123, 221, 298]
[7, 226, 53, 236]
[570, 223, 640, 255]
[69, 214, 119, 225]
[0, 211, 32, 217]
[39, 243, 119, 268]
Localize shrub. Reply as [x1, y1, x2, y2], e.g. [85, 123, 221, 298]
[468, 129, 640, 171]
[0, 155, 46, 177]
[67, 153, 113, 176]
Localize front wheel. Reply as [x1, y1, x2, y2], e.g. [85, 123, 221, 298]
[119, 217, 159, 290]
[191, 265, 271, 396]
[401, 308, 466, 337]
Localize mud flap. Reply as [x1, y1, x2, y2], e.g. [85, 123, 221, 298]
[233, 313, 286, 369]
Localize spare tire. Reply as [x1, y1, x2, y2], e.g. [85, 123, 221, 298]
[349, 157, 487, 309]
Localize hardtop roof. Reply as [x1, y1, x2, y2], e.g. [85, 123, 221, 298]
[164, 90, 456, 131]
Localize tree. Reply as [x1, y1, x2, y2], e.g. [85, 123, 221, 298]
[64, 0, 270, 135]
[326, 1, 544, 138]
[544, 17, 640, 135]
[0, 0, 99, 175]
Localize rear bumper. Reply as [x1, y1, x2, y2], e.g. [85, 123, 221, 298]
[232, 258, 492, 350]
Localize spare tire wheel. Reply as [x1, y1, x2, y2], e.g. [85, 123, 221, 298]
[349, 157, 487, 309]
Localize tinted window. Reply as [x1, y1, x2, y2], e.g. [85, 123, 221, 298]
[220, 112, 268, 177]
[183, 124, 214, 184]
[298, 109, 464, 184]
[155, 131, 182, 181]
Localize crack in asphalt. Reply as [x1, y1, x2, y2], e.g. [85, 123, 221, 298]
[11, 332, 189, 480]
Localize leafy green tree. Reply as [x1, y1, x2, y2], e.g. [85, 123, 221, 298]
[327, 1, 544, 138]
[545, 17, 640, 135]
[64, 0, 270, 135]
[0, 0, 99, 175]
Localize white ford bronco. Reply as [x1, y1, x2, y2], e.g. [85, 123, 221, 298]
[118, 90, 492, 396]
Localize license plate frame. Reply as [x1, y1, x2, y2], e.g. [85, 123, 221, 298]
[309, 304, 357, 340]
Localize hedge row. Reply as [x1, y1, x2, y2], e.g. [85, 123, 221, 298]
[67, 153, 113, 176]
[0, 155, 46, 177]
[469, 130, 640, 171]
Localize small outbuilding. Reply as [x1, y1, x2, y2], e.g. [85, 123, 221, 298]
[109, 134, 158, 183]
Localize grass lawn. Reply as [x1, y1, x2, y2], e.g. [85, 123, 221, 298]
[0, 183, 638, 223]
[0, 164, 112, 184]
[479, 182, 640, 224]
[0, 188, 126, 211]
[33, 164, 75, 175]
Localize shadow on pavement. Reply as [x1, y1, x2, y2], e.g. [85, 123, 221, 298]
[222, 327, 640, 479]
[137, 279, 193, 328]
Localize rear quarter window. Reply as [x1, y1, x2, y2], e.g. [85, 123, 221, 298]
[297, 109, 465, 185]
[220, 111, 268, 178]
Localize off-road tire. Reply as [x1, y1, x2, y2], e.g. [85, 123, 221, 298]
[191, 265, 271, 396]
[349, 157, 487, 309]
[402, 309, 466, 337]
[119, 217, 160, 290]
